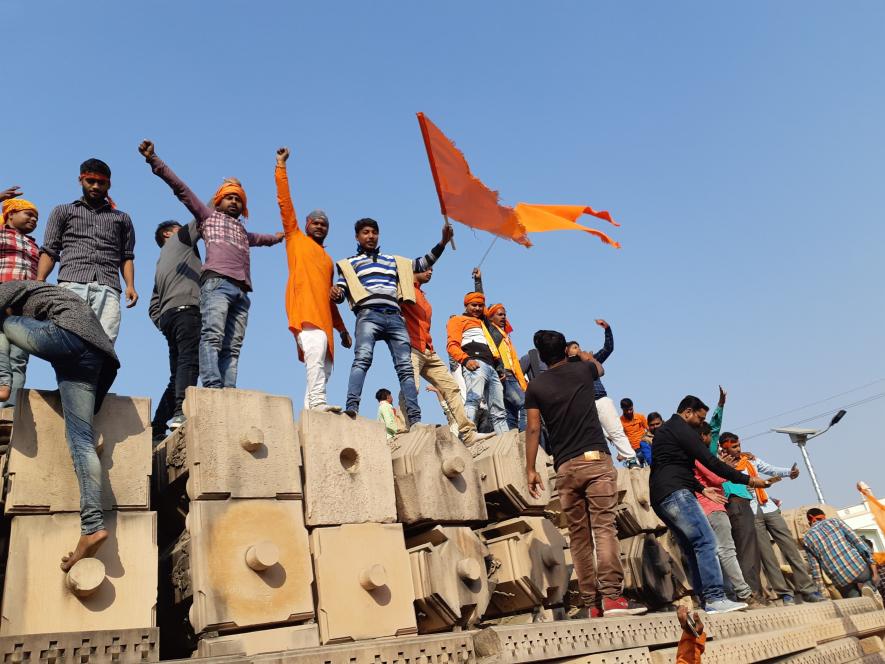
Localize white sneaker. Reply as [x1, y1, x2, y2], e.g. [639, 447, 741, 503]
[704, 598, 748, 614]
[312, 404, 342, 413]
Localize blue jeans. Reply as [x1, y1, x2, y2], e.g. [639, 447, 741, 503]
[346, 308, 420, 422]
[59, 281, 122, 344]
[0, 316, 104, 534]
[0, 339, 28, 408]
[653, 488, 725, 604]
[463, 362, 509, 435]
[199, 278, 250, 388]
[502, 372, 526, 431]
[638, 441, 653, 466]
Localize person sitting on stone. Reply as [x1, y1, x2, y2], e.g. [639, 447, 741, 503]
[0, 280, 119, 572]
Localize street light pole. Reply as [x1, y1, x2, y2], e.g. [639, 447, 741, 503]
[795, 438, 826, 504]
[773, 409, 846, 505]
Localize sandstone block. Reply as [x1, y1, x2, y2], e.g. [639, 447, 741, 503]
[311, 523, 417, 644]
[861, 636, 885, 654]
[166, 387, 302, 500]
[391, 424, 487, 526]
[1, 512, 157, 635]
[615, 466, 665, 538]
[471, 430, 551, 520]
[195, 624, 320, 658]
[300, 410, 396, 526]
[406, 525, 491, 633]
[178, 499, 314, 634]
[478, 516, 568, 617]
[5, 390, 151, 513]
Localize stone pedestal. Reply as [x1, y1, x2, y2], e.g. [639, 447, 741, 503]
[406, 526, 491, 632]
[478, 516, 568, 617]
[1, 512, 157, 635]
[311, 523, 417, 644]
[472, 431, 551, 520]
[300, 410, 396, 526]
[177, 499, 314, 634]
[391, 424, 487, 527]
[6, 390, 151, 514]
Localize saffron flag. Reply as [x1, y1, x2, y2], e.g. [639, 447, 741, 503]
[417, 112, 620, 249]
[858, 482, 885, 544]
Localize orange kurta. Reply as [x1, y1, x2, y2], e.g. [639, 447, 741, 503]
[276, 164, 346, 362]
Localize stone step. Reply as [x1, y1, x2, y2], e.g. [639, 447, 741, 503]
[770, 636, 865, 663]
[648, 626, 817, 664]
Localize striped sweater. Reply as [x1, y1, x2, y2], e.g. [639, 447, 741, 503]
[335, 243, 444, 311]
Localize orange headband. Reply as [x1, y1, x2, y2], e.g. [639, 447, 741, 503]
[809, 514, 826, 523]
[1, 199, 37, 225]
[79, 172, 116, 208]
[486, 303, 513, 333]
[464, 292, 485, 306]
[213, 178, 249, 218]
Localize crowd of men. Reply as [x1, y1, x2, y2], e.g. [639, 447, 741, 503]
[0, 145, 878, 617]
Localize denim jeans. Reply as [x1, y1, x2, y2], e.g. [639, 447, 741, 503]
[0, 339, 28, 408]
[463, 361, 509, 435]
[153, 306, 201, 436]
[199, 277, 250, 388]
[653, 488, 725, 604]
[0, 316, 104, 534]
[345, 308, 420, 422]
[59, 281, 122, 344]
[502, 372, 526, 431]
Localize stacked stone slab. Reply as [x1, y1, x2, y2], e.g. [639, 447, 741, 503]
[1, 389, 157, 646]
[160, 387, 317, 654]
[299, 410, 418, 644]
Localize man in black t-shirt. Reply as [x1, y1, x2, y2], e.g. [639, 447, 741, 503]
[524, 329, 646, 618]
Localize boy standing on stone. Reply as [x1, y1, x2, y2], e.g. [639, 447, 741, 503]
[138, 140, 283, 388]
[0, 186, 40, 406]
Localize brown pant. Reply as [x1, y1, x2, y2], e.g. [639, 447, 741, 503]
[400, 348, 477, 441]
[558, 454, 623, 604]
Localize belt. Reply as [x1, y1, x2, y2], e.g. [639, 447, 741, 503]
[172, 305, 198, 312]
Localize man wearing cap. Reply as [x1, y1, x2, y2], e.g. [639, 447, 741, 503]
[275, 147, 351, 411]
[445, 289, 509, 435]
[37, 158, 137, 344]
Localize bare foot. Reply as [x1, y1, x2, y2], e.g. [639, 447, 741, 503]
[0, 385, 10, 402]
[60, 529, 108, 572]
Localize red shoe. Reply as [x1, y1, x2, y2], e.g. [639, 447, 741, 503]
[601, 596, 648, 616]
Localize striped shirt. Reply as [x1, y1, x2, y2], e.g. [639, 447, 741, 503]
[803, 517, 873, 588]
[336, 244, 444, 311]
[40, 199, 135, 291]
[0, 228, 39, 282]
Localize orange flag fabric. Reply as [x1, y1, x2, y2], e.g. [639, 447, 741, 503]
[857, 482, 885, 547]
[417, 112, 620, 249]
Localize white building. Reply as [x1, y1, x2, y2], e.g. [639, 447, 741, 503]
[838, 502, 885, 551]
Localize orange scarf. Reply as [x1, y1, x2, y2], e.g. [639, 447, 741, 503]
[736, 455, 767, 505]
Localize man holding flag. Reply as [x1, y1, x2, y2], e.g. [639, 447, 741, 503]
[331, 218, 453, 423]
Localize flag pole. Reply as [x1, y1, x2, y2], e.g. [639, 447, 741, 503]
[417, 112, 456, 250]
[477, 236, 499, 268]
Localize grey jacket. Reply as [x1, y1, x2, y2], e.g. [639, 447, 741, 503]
[149, 220, 202, 327]
[0, 281, 119, 409]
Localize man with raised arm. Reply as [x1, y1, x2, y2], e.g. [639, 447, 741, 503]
[138, 140, 283, 388]
[275, 147, 351, 411]
[650, 395, 772, 614]
[332, 218, 453, 422]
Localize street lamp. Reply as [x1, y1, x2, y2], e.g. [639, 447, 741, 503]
[772, 410, 847, 504]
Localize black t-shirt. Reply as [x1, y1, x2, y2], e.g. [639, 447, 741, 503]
[524, 359, 609, 469]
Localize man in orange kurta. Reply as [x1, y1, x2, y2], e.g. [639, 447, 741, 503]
[275, 148, 351, 410]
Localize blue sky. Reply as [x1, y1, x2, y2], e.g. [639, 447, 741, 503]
[4, 2, 883, 509]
